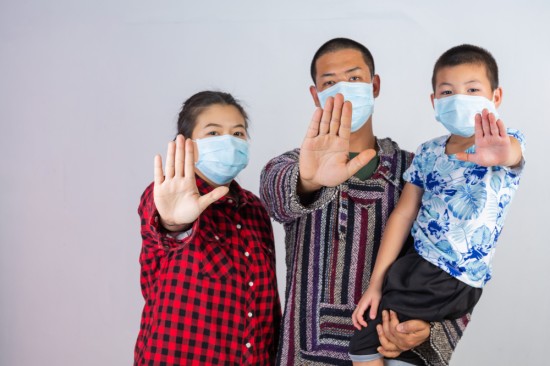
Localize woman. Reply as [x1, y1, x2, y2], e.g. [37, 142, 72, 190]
[134, 91, 281, 365]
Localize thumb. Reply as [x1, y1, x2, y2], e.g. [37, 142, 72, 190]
[198, 186, 229, 211]
[396, 319, 424, 334]
[455, 152, 473, 163]
[346, 148, 376, 177]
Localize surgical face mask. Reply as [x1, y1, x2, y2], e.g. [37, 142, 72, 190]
[434, 94, 499, 137]
[317, 81, 375, 132]
[194, 134, 249, 185]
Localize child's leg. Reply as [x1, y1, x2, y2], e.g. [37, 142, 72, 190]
[352, 358, 384, 366]
[348, 308, 384, 365]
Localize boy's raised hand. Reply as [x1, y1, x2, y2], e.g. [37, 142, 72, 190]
[298, 93, 376, 193]
[153, 134, 228, 231]
[456, 109, 522, 167]
[352, 286, 382, 330]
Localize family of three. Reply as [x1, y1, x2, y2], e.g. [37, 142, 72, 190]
[133, 38, 525, 366]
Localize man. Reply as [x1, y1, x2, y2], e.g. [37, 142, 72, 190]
[260, 38, 469, 365]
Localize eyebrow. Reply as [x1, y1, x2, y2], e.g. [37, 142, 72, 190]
[320, 66, 362, 78]
[438, 80, 483, 88]
[203, 122, 246, 129]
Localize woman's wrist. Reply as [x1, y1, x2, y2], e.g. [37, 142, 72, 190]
[159, 217, 193, 233]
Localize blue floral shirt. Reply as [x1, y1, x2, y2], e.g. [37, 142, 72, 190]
[403, 129, 526, 288]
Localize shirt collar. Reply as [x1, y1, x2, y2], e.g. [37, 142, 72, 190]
[195, 175, 253, 206]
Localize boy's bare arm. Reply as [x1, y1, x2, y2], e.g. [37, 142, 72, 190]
[368, 183, 423, 288]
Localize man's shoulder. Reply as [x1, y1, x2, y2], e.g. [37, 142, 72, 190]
[377, 137, 414, 158]
[263, 148, 301, 169]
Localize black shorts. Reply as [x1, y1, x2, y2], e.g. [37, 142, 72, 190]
[349, 247, 482, 363]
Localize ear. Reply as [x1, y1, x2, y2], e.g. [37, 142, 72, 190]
[430, 93, 435, 109]
[310, 85, 321, 107]
[372, 74, 381, 98]
[493, 87, 503, 108]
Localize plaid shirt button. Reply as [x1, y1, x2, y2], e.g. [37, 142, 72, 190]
[248, 281, 254, 287]
[236, 224, 242, 229]
[244, 251, 250, 257]
[245, 342, 251, 348]
[214, 235, 220, 240]
[248, 312, 253, 317]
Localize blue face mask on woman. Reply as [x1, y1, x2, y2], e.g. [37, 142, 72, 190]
[194, 135, 250, 185]
[317, 82, 375, 132]
[434, 94, 499, 137]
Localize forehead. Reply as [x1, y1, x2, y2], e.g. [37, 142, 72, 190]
[194, 104, 245, 127]
[435, 63, 490, 86]
[315, 48, 371, 77]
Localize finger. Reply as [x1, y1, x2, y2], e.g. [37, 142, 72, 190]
[305, 108, 323, 138]
[381, 310, 397, 343]
[487, 112, 499, 136]
[165, 141, 176, 178]
[351, 307, 366, 330]
[474, 113, 483, 140]
[369, 299, 380, 321]
[358, 304, 369, 328]
[198, 186, 229, 212]
[319, 96, 334, 135]
[174, 134, 185, 177]
[184, 138, 195, 178]
[346, 149, 376, 177]
[376, 324, 401, 356]
[154, 154, 164, 185]
[481, 109, 491, 136]
[396, 319, 427, 334]
[329, 93, 344, 135]
[352, 309, 362, 330]
[455, 152, 471, 163]
[496, 119, 507, 138]
[338, 100, 353, 138]
[388, 310, 401, 337]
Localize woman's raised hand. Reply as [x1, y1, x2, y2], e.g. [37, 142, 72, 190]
[153, 134, 229, 231]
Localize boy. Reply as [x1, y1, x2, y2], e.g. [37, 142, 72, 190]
[348, 44, 525, 365]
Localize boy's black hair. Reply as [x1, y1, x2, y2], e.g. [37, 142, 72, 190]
[432, 44, 499, 91]
[310, 38, 375, 83]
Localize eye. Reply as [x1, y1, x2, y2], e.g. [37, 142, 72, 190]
[206, 131, 219, 136]
[233, 131, 245, 137]
[467, 88, 480, 93]
[440, 90, 453, 96]
[323, 80, 335, 87]
[349, 76, 361, 82]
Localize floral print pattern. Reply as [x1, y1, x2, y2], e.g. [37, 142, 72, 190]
[403, 129, 525, 287]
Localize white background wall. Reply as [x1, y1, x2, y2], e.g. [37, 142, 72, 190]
[1, 1, 548, 365]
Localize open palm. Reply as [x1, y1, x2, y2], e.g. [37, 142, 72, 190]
[154, 135, 228, 230]
[456, 109, 514, 167]
[299, 94, 375, 192]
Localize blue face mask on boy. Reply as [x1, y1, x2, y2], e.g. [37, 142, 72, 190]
[434, 94, 499, 137]
[194, 135, 249, 185]
[317, 82, 375, 132]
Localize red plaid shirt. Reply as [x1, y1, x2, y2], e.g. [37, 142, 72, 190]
[134, 177, 281, 365]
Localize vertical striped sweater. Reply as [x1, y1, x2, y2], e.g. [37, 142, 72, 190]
[260, 138, 469, 366]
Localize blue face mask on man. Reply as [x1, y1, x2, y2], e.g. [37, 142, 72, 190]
[434, 94, 499, 137]
[194, 135, 249, 185]
[317, 82, 375, 132]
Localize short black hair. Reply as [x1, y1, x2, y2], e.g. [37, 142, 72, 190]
[310, 38, 375, 83]
[432, 44, 499, 91]
[176, 91, 248, 138]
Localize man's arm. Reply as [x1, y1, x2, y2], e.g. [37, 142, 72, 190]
[260, 94, 374, 223]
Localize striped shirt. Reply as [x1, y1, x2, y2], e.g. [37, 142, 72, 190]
[260, 137, 469, 366]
